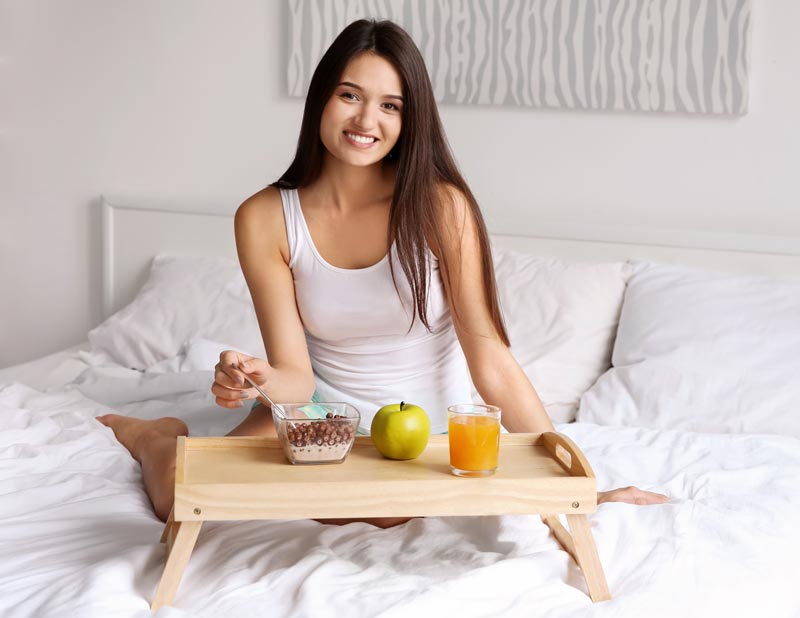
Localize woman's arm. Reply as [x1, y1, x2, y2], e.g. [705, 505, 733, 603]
[432, 186, 668, 506]
[470, 346, 554, 433]
[211, 187, 316, 408]
[431, 186, 551, 432]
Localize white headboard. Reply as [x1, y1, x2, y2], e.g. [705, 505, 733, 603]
[102, 195, 800, 319]
[102, 196, 238, 318]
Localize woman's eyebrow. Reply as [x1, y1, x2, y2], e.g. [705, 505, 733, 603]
[338, 81, 404, 102]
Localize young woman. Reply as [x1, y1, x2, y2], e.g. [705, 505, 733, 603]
[98, 19, 668, 526]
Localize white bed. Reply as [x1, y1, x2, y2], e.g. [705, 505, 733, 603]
[2, 196, 799, 618]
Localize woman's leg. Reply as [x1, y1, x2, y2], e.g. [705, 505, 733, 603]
[97, 405, 412, 528]
[96, 405, 277, 522]
[95, 415, 189, 521]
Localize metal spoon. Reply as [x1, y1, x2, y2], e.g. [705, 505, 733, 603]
[236, 367, 286, 419]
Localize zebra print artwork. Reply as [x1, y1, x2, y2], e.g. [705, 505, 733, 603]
[287, 0, 751, 115]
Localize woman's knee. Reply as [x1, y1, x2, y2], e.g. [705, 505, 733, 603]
[153, 495, 174, 522]
[226, 403, 277, 437]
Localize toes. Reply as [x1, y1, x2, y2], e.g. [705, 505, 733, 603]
[95, 413, 120, 427]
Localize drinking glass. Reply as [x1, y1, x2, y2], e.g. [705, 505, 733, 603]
[447, 404, 501, 477]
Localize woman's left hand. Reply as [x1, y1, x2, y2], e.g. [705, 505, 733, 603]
[598, 486, 669, 505]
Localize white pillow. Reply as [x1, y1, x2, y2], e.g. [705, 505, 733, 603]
[476, 248, 632, 423]
[90, 249, 630, 417]
[577, 261, 800, 437]
[89, 254, 265, 370]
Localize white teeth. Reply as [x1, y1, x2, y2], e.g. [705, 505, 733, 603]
[345, 132, 376, 144]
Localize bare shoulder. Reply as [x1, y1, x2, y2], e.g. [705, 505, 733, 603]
[235, 186, 290, 263]
[436, 182, 470, 220]
[429, 183, 475, 258]
[235, 186, 283, 228]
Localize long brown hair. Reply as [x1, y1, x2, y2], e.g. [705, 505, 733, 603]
[274, 19, 509, 346]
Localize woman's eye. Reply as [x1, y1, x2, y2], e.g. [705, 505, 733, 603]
[340, 92, 358, 101]
[382, 102, 399, 111]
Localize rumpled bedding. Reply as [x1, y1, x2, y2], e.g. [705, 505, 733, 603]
[1, 347, 799, 617]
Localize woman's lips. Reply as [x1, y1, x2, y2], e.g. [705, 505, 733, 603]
[343, 131, 378, 149]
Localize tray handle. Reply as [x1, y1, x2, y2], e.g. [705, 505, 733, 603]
[541, 432, 596, 479]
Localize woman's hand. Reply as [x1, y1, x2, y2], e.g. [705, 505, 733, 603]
[597, 486, 669, 506]
[211, 350, 272, 409]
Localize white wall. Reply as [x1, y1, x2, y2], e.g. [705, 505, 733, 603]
[2, 1, 799, 368]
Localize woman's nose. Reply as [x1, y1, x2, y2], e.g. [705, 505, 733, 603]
[354, 104, 377, 130]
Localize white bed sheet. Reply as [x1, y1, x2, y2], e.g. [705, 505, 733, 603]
[0, 343, 93, 393]
[2, 353, 799, 618]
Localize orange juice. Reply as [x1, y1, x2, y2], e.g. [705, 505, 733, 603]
[448, 413, 500, 473]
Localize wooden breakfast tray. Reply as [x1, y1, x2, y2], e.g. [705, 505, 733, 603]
[152, 432, 611, 610]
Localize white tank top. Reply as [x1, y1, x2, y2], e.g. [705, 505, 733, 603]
[280, 188, 471, 434]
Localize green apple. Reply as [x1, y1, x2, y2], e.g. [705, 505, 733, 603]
[370, 401, 431, 460]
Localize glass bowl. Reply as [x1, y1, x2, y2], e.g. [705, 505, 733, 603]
[271, 402, 360, 465]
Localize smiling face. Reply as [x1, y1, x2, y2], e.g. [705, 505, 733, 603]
[319, 52, 404, 168]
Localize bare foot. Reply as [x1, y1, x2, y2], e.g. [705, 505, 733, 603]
[598, 486, 670, 506]
[96, 414, 188, 462]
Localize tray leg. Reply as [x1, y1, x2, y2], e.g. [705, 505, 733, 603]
[565, 514, 611, 602]
[151, 520, 202, 611]
[542, 514, 577, 560]
[159, 507, 175, 544]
